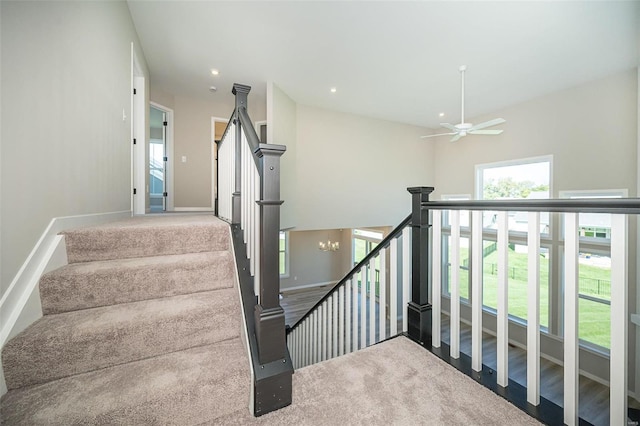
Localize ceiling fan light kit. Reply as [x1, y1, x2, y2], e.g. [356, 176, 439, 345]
[421, 65, 505, 142]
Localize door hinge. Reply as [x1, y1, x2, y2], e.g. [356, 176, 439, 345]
[133, 138, 136, 145]
[133, 188, 137, 195]
[133, 88, 137, 95]
[163, 156, 168, 162]
[163, 121, 168, 126]
[163, 192, 168, 197]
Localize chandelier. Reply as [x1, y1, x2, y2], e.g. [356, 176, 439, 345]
[319, 240, 339, 251]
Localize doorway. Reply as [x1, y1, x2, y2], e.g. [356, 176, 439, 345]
[150, 106, 168, 212]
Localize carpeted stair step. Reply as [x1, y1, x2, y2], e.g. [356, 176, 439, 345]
[0, 339, 250, 425]
[39, 251, 235, 314]
[2, 289, 240, 390]
[62, 215, 229, 263]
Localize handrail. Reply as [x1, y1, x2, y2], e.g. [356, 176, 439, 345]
[424, 198, 640, 213]
[290, 214, 412, 331]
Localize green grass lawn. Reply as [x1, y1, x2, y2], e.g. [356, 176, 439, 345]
[447, 242, 611, 349]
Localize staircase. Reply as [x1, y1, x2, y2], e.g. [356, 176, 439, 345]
[0, 214, 251, 425]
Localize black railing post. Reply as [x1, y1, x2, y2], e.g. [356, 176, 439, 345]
[254, 143, 286, 363]
[407, 186, 435, 346]
[231, 83, 250, 224]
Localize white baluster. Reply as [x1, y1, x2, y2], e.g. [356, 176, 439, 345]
[314, 310, 319, 364]
[326, 297, 332, 359]
[369, 258, 376, 346]
[352, 274, 358, 352]
[360, 268, 367, 349]
[610, 214, 628, 425]
[379, 248, 387, 342]
[338, 285, 345, 356]
[471, 210, 482, 370]
[450, 210, 461, 359]
[402, 227, 411, 332]
[563, 212, 579, 426]
[322, 301, 328, 361]
[497, 211, 509, 388]
[345, 279, 352, 354]
[527, 212, 540, 405]
[390, 238, 399, 337]
[333, 291, 339, 358]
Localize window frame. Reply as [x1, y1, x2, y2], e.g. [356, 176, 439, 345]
[279, 231, 289, 278]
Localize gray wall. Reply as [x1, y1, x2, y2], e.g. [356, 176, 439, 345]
[1, 1, 149, 298]
[150, 90, 266, 209]
[268, 94, 435, 231]
[280, 229, 351, 291]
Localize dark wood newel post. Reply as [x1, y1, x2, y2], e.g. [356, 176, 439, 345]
[254, 143, 286, 364]
[407, 186, 435, 346]
[231, 83, 250, 224]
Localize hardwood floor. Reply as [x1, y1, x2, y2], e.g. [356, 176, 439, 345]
[280, 285, 333, 327]
[282, 286, 640, 425]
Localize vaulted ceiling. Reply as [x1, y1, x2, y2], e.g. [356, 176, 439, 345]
[127, 1, 639, 129]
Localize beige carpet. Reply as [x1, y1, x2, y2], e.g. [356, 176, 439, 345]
[213, 336, 541, 425]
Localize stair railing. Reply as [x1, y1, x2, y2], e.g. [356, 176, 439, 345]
[216, 83, 291, 416]
[286, 188, 435, 368]
[426, 196, 640, 426]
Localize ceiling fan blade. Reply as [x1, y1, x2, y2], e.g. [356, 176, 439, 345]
[450, 134, 463, 142]
[468, 129, 503, 135]
[440, 123, 458, 131]
[420, 132, 456, 139]
[469, 118, 505, 131]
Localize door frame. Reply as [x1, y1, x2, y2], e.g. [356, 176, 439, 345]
[211, 117, 229, 213]
[131, 44, 146, 215]
[151, 102, 174, 212]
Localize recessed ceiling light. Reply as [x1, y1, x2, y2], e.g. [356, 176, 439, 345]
[209, 86, 217, 92]
[211, 69, 219, 76]
[330, 87, 337, 93]
[439, 112, 445, 117]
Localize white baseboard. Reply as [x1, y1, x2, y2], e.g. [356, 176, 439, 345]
[173, 207, 214, 212]
[0, 210, 130, 396]
[280, 281, 337, 293]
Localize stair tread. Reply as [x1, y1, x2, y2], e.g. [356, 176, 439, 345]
[62, 215, 230, 263]
[2, 289, 240, 390]
[40, 251, 234, 314]
[0, 339, 250, 425]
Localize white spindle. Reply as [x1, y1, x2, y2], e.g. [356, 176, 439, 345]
[497, 211, 509, 387]
[253, 170, 260, 297]
[402, 227, 411, 332]
[563, 212, 579, 426]
[333, 291, 339, 358]
[314, 310, 320, 364]
[450, 210, 461, 359]
[360, 268, 367, 349]
[322, 301, 328, 361]
[610, 214, 628, 425]
[338, 285, 345, 356]
[379, 248, 387, 342]
[527, 212, 541, 406]
[345, 279, 352, 354]
[390, 238, 399, 337]
[329, 297, 334, 359]
[369, 258, 376, 345]
[432, 211, 442, 348]
[352, 274, 359, 352]
[471, 210, 482, 371]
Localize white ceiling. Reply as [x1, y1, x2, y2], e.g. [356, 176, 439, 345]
[127, 1, 639, 129]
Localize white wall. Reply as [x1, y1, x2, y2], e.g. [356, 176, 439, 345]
[268, 83, 297, 229]
[0, 1, 149, 298]
[290, 104, 434, 230]
[433, 68, 638, 199]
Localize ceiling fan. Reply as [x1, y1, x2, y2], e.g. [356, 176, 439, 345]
[421, 65, 505, 142]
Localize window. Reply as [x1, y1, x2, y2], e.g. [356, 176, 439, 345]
[279, 231, 289, 277]
[476, 157, 552, 326]
[559, 189, 627, 350]
[352, 228, 383, 295]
